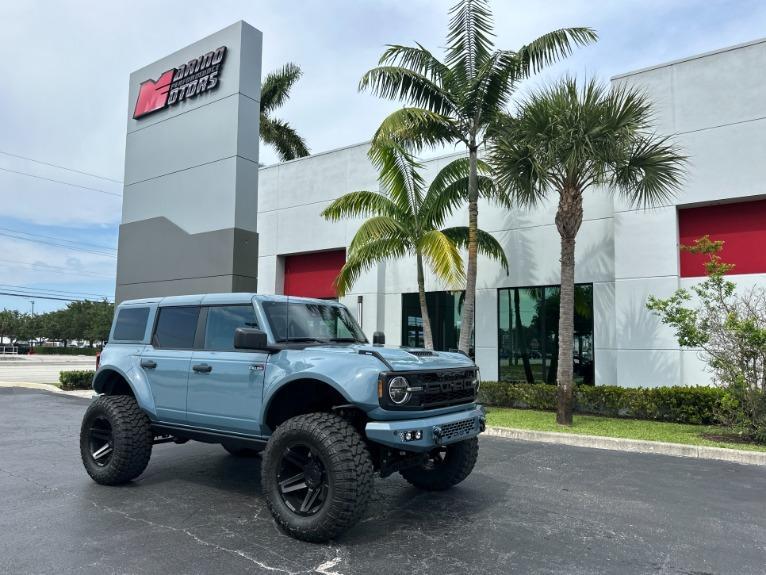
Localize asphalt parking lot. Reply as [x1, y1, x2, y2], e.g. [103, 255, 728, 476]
[1, 388, 765, 575]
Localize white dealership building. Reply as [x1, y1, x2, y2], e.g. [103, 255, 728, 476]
[118, 24, 766, 387]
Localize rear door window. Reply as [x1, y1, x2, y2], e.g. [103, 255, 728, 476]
[204, 305, 259, 351]
[153, 306, 200, 349]
[112, 307, 149, 341]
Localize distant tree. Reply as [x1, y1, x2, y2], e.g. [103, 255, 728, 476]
[490, 78, 686, 425]
[0, 310, 21, 345]
[260, 63, 310, 162]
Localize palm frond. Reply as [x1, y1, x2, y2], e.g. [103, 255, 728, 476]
[335, 239, 409, 296]
[348, 216, 408, 252]
[260, 116, 310, 161]
[359, 66, 458, 116]
[611, 135, 687, 208]
[511, 28, 597, 77]
[417, 230, 466, 286]
[261, 63, 303, 114]
[373, 107, 461, 151]
[442, 227, 509, 272]
[446, 0, 495, 80]
[378, 43, 450, 83]
[368, 141, 426, 214]
[321, 191, 403, 221]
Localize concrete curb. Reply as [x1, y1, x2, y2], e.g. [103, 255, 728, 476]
[0, 382, 93, 399]
[485, 426, 766, 467]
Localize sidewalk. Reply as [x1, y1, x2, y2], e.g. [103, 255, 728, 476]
[0, 382, 93, 399]
[485, 426, 766, 467]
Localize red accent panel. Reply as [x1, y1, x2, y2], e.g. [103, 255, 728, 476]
[679, 199, 766, 277]
[283, 250, 346, 298]
[133, 69, 174, 119]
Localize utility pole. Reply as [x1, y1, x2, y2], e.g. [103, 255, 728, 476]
[30, 300, 35, 315]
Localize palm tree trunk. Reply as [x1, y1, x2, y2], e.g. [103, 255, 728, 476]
[416, 251, 434, 350]
[555, 188, 583, 426]
[458, 143, 479, 355]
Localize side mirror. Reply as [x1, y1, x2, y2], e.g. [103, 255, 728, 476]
[372, 331, 385, 346]
[234, 327, 269, 350]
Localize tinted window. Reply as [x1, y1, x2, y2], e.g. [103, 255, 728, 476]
[204, 305, 259, 351]
[112, 307, 149, 341]
[153, 306, 200, 349]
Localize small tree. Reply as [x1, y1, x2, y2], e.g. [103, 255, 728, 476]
[491, 78, 686, 425]
[648, 237, 766, 441]
[322, 142, 507, 350]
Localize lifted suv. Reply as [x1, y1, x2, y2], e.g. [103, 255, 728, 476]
[81, 293, 484, 541]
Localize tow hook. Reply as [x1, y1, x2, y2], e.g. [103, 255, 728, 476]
[432, 425, 443, 446]
[479, 416, 486, 433]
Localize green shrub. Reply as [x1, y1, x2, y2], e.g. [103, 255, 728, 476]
[32, 346, 101, 356]
[479, 382, 725, 425]
[59, 370, 95, 391]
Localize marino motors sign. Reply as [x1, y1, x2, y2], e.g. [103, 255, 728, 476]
[133, 46, 227, 119]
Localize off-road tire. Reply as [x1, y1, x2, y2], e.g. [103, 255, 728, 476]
[80, 395, 153, 485]
[400, 437, 479, 491]
[222, 443, 260, 457]
[262, 412, 374, 542]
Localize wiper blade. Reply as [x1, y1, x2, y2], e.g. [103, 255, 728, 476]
[328, 337, 363, 342]
[277, 337, 329, 343]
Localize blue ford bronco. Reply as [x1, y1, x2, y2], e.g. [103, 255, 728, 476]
[80, 293, 484, 541]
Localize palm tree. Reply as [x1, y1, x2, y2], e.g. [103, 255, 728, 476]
[490, 78, 687, 425]
[359, 0, 596, 354]
[260, 63, 309, 162]
[321, 143, 507, 350]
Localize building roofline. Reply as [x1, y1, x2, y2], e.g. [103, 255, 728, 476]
[259, 141, 467, 171]
[259, 140, 372, 170]
[611, 36, 766, 80]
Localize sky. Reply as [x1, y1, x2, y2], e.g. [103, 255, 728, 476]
[0, 0, 765, 313]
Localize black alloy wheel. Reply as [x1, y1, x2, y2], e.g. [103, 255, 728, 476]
[88, 416, 114, 467]
[277, 444, 329, 516]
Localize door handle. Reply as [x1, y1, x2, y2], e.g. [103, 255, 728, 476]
[192, 363, 212, 373]
[140, 359, 157, 369]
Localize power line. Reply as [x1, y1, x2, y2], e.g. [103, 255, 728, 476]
[0, 150, 122, 183]
[0, 226, 116, 252]
[0, 283, 112, 299]
[0, 257, 114, 279]
[0, 166, 122, 198]
[0, 290, 105, 302]
[0, 230, 117, 258]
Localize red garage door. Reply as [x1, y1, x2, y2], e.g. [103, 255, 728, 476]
[283, 249, 346, 298]
[679, 199, 766, 277]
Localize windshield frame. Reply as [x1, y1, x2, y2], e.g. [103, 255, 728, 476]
[259, 299, 368, 344]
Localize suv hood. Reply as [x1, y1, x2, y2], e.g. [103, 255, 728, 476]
[305, 343, 475, 372]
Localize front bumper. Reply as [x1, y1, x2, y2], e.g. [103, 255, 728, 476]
[365, 405, 485, 452]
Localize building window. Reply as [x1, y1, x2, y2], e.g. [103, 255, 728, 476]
[401, 291, 472, 353]
[498, 284, 594, 385]
[679, 199, 766, 277]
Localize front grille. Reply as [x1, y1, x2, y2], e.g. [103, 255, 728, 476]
[417, 370, 476, 408]
[441, 418, 477, 441]
[380, 368, 477, 410]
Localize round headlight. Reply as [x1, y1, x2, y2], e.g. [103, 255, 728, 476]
[388, 376, 411, 404]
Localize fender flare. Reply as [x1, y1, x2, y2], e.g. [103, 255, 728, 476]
[93, 364, 157, 418]
[262, 372, 353, 419]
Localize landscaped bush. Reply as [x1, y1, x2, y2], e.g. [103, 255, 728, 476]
[32, 347, 100, 356]
[59, 370, 95, 391]
[479, 381, 725, 425]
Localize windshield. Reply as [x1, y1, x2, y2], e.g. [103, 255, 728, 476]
[262, 301, 367, 343]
